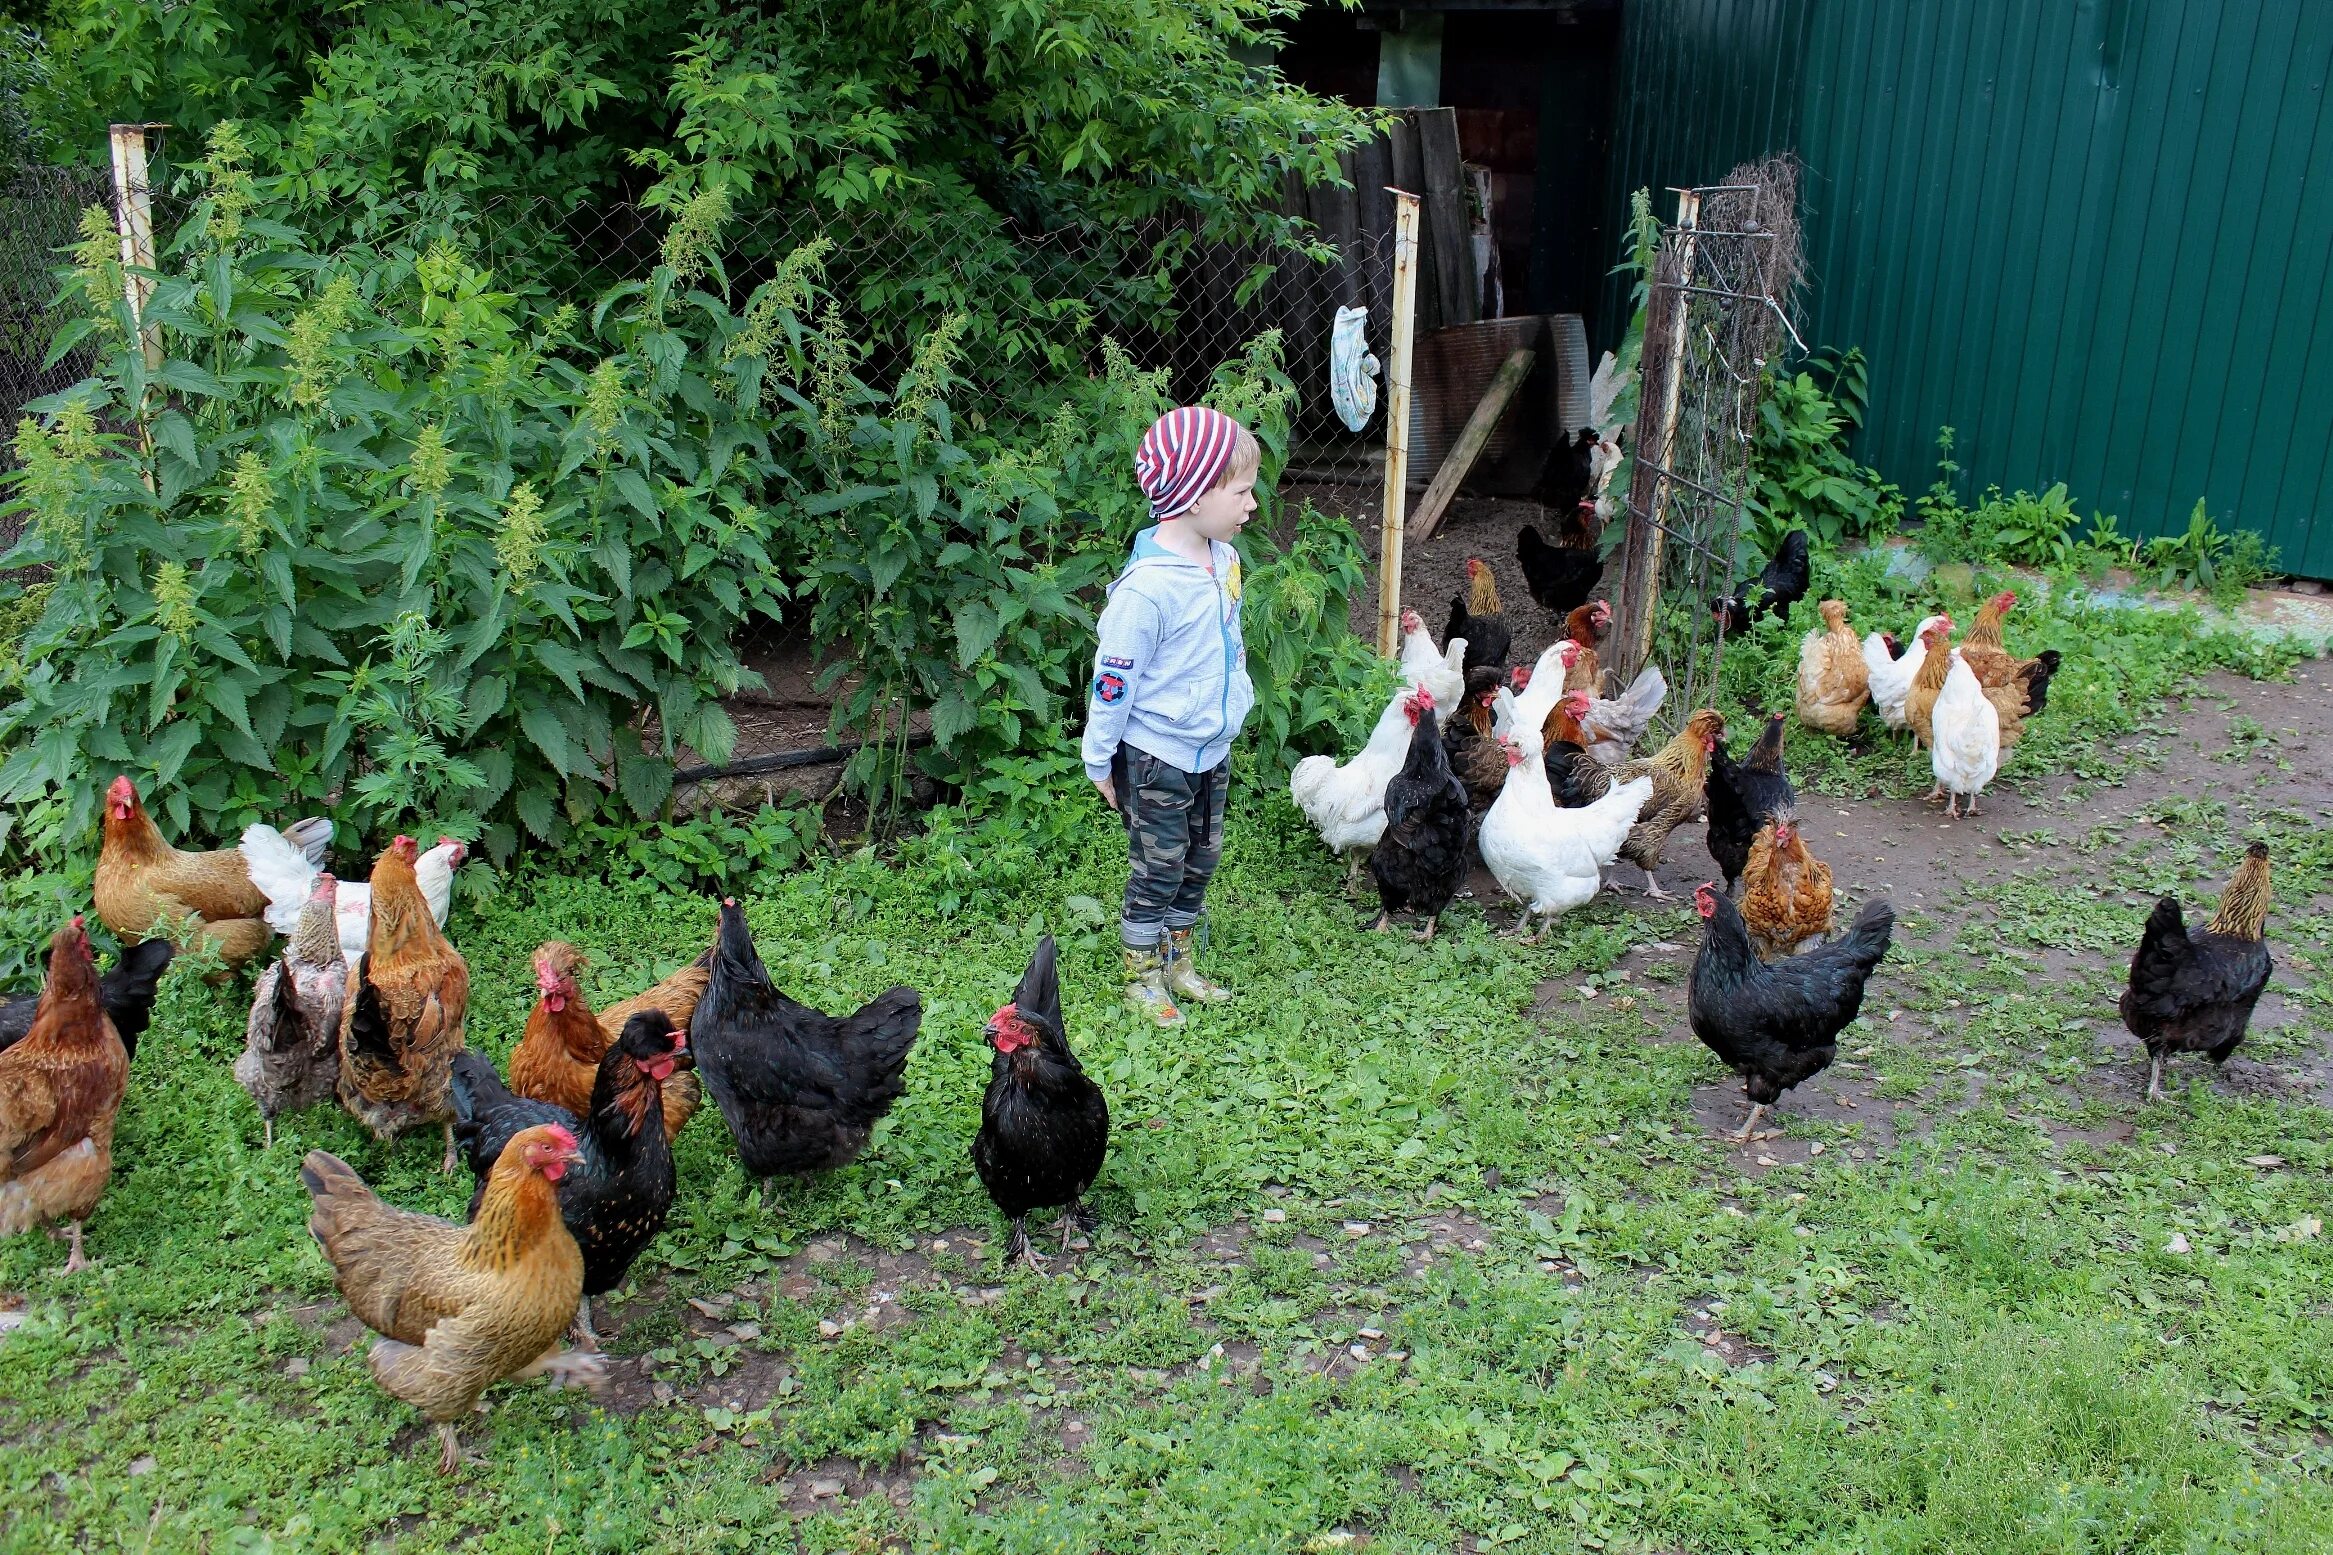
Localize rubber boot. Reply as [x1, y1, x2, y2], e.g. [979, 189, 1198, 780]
[1163, 928, 1233, 1004]
[1122, 943, 1185, 1028]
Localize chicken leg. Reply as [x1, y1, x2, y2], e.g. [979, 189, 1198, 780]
[2144, 1053, 2165, 1103]
[1003, 1215, 1049, 1273]
[60, 1220, 90, 1274]
[262, 1116, 275, 1151]
[572, 1296, 600, 1350]
[441, 1121, 459, 1175]
[1055, 1198, 1095, 1251]
[436, 1422, 464, 1476]
[1369, 913, 1392, 934]
[1733, 1102, 1768, 1142]
[1413, 918, 1439, 944]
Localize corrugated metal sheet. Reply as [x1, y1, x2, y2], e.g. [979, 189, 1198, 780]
[1603, 0, 2333, 578]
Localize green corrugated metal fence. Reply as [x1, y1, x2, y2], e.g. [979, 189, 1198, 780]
[1604, 0, 2333, 579]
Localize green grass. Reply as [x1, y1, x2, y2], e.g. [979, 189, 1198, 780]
[2, 632, 2331, 1551]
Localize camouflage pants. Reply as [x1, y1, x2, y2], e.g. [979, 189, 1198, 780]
[1112, 748, 1229, 950]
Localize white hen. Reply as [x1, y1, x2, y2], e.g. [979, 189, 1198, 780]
[1927, 649, 2001, 818]
[1396, 608, 1466, 710]
[1291, 686, 1430, 887]
[1576, 661, 1668, 766]
[1497, 640, 1584, 741]
[1864, 613, 1949, 731]
[1477, 726, 1654, 940]
[241, 826, 467, 960]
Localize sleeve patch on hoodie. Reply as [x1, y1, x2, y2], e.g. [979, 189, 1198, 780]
[1092, 671, 1127, 704]
[1100, 655, 1134, 670]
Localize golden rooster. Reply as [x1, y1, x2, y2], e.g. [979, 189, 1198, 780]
[338, 837, 470, 1171]
[0, 918, 128, 1272]
[1903, 621, 1954, 748]
[1562, 600, 1612, 692]
[95, 775, 330, 968]
[1581, 708, 1724, 899]
[508, 941, 708, 1141]
[302, 1122, 600, 1473]
[1740, 817, 1836, 959]
[1956, 590, 2048, 691]
[1794, 599, 1871, 736]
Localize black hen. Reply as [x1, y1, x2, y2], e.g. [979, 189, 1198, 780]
[1544, 738, 1611, 809]
[0, 937, 174, 1061]
[1533, 426, 1600, 510]
[1712, 530, 1813, 633]
[1515, 523, 1604, 620]
[1705, 714, 1795, 893]
[2020, 649, 2064, 717]
[449, 1010, 689, 1344]
[971, 936, 1110, 1271]
[1369, 705, 1475, 940]
[2121, 844, 2274, 1100]
[1443, 558, 1512, 677]
[689, 898, 923, 1176]
[1690, 885, 1895, 1138]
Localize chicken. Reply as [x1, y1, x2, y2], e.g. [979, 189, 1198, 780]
[1442, 558, 1511, 677]
[1498, 640, 1584, 744]
[1927, 642, 2001, 818]
[1689, 885, 1894, 1138]
[1534, 426, 1600, 510]
[1442, 667, 1509, 814]
[94, 775, 330, 968]
[1293, 685, 1430, 889]
[1396, 608, 1466, 711]
[1711, 530, 1812, 634]
[1982, 677, 2032, 752]
[1544, 661, 1667, 767]
[1794, 599, 1870, 736]
[244, 827, 468, 961]
[1609, 709, 1725, 899]
[1477, 727, 1653, 940]
[1705, 713, 1796, 894]
[338, 836, 471, 1171]
[1368, 702, 1475, 940]
[971, 936, 1109, 1271]
[1864, 612, 1950, 731]
[689, 898, 923, 1176]
[1515, 520, 1604, 621]
[2120, 843, 2274, 1101]
[0, 918, 128, 1272]
[1561, 600, 1612, 693]
[0, 937, 173, 1062]
[451, 1010, 690, 1345]
[1902, 619, 1954, 749]
[236, 875, 347, 1148]
[301, 1123, 599, 1474]
[508, 941, 708, 1142]
[1542, 737, 1611, 810]
[1739, 818, 1835, 959]
[1955, 589, 2045, 691]
[2019, 650, 2064, 717]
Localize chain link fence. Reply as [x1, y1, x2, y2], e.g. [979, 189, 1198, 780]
[0, 163, 112, 551]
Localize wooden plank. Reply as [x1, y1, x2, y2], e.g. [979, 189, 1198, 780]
[1408, 348, 1535, 542]
[1614, 191, 1701, 682]
[1415, 106, 1478, 325]
[1378, 191, 1422, 658]
[1386, 115, 1435, 333]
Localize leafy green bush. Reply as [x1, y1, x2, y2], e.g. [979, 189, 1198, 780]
[1, 126, 1384, 874]
[1746, 353, 1903, 556]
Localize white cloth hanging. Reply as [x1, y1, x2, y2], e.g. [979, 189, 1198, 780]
[1328, 305, 1380, 433]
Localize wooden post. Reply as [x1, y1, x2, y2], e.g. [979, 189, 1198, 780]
[1619, 188, 1700, 678]
[1408, 347, 1534, 543]
[108, 124, 164, 372]
[1377, 188, 1422, 658]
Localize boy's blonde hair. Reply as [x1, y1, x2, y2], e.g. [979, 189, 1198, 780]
[1212, 422, 1262, 488]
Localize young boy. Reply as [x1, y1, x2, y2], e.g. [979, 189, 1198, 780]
[1081, 405, 1260, 1027]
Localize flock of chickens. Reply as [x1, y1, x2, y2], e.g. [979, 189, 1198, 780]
[1290, 529, 2279, 1146]
[0, 520, 2285, 1479]
[0, 777, 1105, 1473]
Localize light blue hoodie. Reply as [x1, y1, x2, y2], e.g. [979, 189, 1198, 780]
[1081, 526, 1256, 779]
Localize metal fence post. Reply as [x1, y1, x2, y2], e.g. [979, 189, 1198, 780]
[1376, 187, 1421, 659]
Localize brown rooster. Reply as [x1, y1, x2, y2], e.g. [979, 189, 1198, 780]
[1794, 599, 1870, 736]
[0, 917, 128, 1272]
[1903, 621, 1954, 748]
[338, 836, 470, 1171]
[1561, 600, 1612, 693]
[302, 1122, 600, 1474]
[508, 941, 707, 1141]
[1600, 709, 1724, 899]
[1741, 817, 1836, 959]
[94, 775, 331, 968]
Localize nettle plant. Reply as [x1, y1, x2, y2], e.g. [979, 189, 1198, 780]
[0, 130, 795, 860]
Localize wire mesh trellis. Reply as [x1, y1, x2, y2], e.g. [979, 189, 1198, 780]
[0, 163, 113, 548]
[1610, 156, 1805, 724]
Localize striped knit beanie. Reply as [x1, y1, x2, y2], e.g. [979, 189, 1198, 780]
[1135, 406, 1243, 521]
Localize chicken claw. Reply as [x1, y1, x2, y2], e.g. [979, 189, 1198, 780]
[436, 1422, 464, 1476]
[1003, 1216, 1050, 1273]
[516, 1345, 608, 1395]
[440, 1122, 459, 1175]
[56, 1221, 91, 1275]
[1412, 920, 1438, 943]
[1732, 1102, 1768, 1142]
[571, 1297, 601, 1351]
[1369, 913, 1392, 934]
